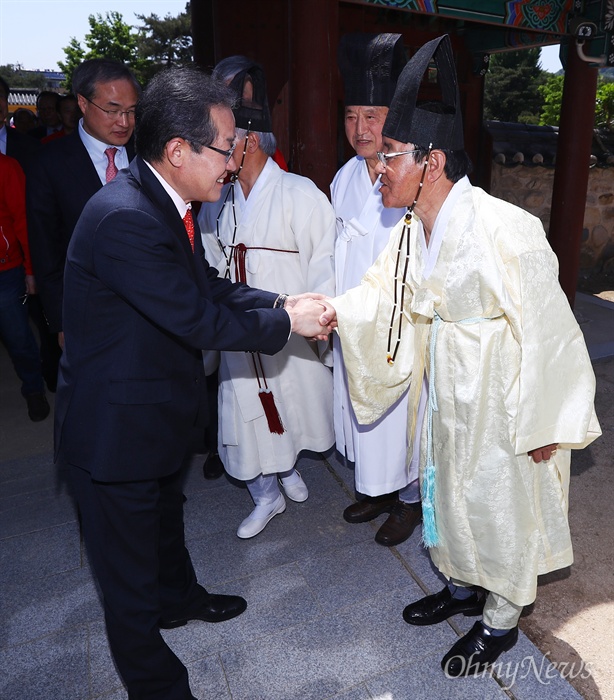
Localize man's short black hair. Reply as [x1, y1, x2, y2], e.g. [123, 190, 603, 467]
[135, 66, 235, 164]
[36, 90, 60, 108]
[57, 93, 78, 112]
[0, 76, 9, 100]
[72, 58, 141, 101]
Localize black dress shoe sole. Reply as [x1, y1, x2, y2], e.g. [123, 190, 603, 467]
[160, 598, 247, 628]
[442, 624, 519, 677]
[403, 600, 485, 625]
[402, 588, 485, 626]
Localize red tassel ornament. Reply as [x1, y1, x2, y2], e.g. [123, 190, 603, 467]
[258, 388, 285, 435]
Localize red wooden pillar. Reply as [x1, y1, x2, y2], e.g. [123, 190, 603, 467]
[289, 0, 338, 194]
[548, 41, 599, 308]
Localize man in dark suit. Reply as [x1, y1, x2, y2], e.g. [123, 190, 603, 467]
[26, 59, 138, 351]
[27, 90, 63, 140]
[56, 66, 334, 700]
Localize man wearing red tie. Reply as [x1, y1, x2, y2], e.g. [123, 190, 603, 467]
[56, 66, 335, 700]
[26, 59, 138, 357]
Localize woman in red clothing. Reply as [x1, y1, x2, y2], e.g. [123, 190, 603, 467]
[0, 153, 50, 420]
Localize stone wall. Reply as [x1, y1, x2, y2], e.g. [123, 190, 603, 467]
[489, 164, 614, 272]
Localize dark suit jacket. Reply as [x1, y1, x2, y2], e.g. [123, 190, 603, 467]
[27, 125, 50, 140]
[26, 130, 135, 331]
[5, 128, 40, 170]
[55, 156, 290, 482]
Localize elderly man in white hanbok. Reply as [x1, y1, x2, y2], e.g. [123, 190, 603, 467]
[333, 33, 422, 547]
[199, 60, 335, 539]
[325, 35, 601, 677]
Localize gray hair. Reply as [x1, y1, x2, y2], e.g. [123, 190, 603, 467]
[235, 126, 277, 157]
[212, 56, 255, 84]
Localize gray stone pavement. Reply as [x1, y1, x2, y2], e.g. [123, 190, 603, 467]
[1, 291, 612, 700]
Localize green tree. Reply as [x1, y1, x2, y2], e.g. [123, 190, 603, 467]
[59, 11, 144, 89]
[484, 49, 548, 123]
[539, 75, 614, 128]
[57, 38, 86, 89]
[538, 74, 565, 126]
[136, 2, 193, 83]
[595, 81, 614, 130]
[0, 64, 47, 89]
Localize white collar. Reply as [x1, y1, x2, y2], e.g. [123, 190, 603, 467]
[78, 119, 126, 159]
[143, 160, 190, 219]
[421, 176, 471, 278]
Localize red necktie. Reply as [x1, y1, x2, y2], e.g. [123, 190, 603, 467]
[183, 209, 195, 252]
[104, 147, 118, 183]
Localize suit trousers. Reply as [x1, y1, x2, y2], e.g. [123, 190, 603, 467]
[70, 462, 200, 700]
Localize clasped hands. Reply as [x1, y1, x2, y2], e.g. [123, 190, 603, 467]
[285, 293, 338, 341]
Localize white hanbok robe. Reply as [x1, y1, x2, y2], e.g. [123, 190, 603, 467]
[331, 156, 413, 495]
[332, 177, 601, 606]
[198, 158, 335, 480]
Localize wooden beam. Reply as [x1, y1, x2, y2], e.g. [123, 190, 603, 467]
[289, 0, 338, 194]
[548, 39, 599, 308]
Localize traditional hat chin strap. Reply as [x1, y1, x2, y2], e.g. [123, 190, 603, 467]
[386, 144, 432, 366]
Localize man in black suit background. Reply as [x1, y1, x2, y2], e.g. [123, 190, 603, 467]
[26, 59, 138, 355]
[56, 66, 334, 700]
[28, 90, 63, 140]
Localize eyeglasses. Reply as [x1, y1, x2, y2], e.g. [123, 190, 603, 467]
[206, 143, 236, 164]
[376, 149, 421, 167]
[85, 97, 136, 120]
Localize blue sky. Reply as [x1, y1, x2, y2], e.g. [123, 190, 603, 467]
[0, 0, 563, 73]
[0, 0, 188, 70]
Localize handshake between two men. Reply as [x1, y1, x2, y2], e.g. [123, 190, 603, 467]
[284, 292, 338, 341]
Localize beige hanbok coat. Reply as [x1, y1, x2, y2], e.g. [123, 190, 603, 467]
[332, 179, 601, 606]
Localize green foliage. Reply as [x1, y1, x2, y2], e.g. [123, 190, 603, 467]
[484, 49, 548, 123]
[0, 64, 47, 89]
[83, 11, 140, 64]
[136, 2, 193, 83]
[59, 6, 193, 90]
[595, 82, 614, 130]
[57, 38, 86, 90]
[538, 74, 564, 126]
[59, 12, 141, 89]
[538, 75, 614, 129]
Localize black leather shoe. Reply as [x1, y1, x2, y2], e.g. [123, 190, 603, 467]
[343, 493, 398, 523]
[25, 392, 50, 422]
[441, 621, 519, 677]
[402, 587, 485, 626]
[159, 594, 247, 628]
[202, 451, 225, 480]
[375, 501, 422, 546]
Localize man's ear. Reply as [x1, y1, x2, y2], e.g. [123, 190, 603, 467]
[76, 94, 88, 115]
[426, 149, 447, 181]
[246, 132, 260, 154]
[165, 138, 188, 169]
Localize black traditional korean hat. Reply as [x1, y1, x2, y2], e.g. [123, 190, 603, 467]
[383, 34, 464, 149]
[228, 60, 272, 133]
[338, 33, 406, 107]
